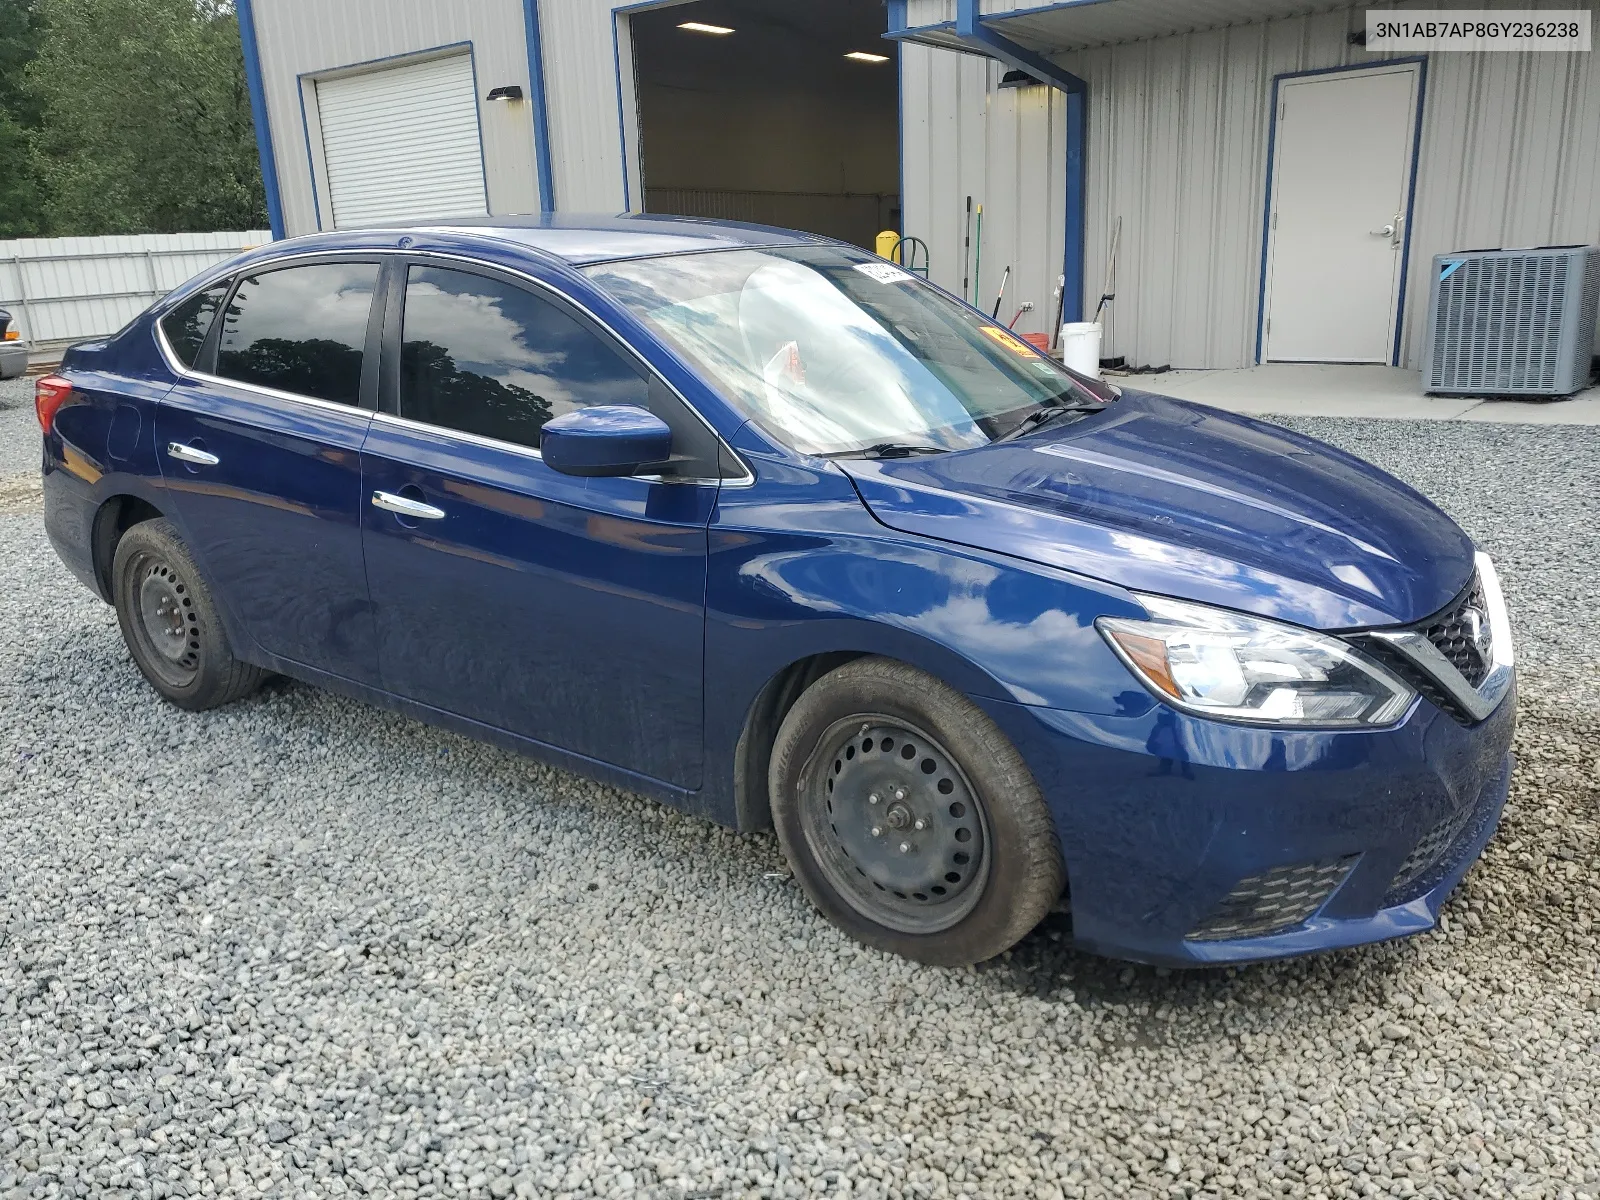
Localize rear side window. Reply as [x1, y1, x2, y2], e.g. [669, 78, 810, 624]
[215, 262, 378, 405]
[160, 283, 229, 368]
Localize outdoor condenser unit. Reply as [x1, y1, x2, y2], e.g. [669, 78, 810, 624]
[1423, 245, 1600, 397]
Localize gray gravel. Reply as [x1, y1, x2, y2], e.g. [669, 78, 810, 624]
[2, 371, 1597, 1199]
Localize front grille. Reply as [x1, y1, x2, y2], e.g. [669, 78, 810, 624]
[1359, 640, 1471, 723]
[1423, 576, 1491, 686]
[1187, 856, 1358, 941]
[1349, 572, 1494, 726]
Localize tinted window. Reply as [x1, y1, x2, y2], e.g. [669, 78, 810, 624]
[399, 266, 649, 450]
[160, 283, 228, 368]
[216, 263, 378, 405]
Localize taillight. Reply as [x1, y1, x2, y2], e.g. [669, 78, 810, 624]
[2, 329, 19, 341]
[35, 375, 73, 435]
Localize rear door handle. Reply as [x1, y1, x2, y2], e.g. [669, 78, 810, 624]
[372, 490, 445, 520]
[166, 442, 219, 466]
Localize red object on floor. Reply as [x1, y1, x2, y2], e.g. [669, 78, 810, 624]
[1020, 332, 1052, 354]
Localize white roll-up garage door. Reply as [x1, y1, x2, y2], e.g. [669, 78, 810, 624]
[317, 53, 488, 229]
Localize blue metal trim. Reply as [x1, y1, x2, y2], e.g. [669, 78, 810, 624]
[1254, 57, 1429, 365]
[956, 0, 1086, 93]
[887, 0, 908, 34]
[523, 0, 557, 211]
[295, 83, 322, 231]
[235, 0, 284, 240]
[897, 38, 905, 240]
[1393, 57, 1429, 367]
[1062, 87, 1085, 324]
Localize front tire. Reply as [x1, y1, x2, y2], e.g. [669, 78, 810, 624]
[111, 518, 265, 711]
[769, 657, 1064, 965]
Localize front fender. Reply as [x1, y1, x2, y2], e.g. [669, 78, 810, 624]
[703, 446, 1153, 826]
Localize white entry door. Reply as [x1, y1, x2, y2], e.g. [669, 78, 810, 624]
[317, 53, 489, 229]
[1262, 64, 1421, 363]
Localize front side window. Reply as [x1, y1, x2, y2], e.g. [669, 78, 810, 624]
[585, 247, 1106, 457]
[399, 266, 650, 451]
[215, 262, 378, 405]
[161, 282, 229, 368]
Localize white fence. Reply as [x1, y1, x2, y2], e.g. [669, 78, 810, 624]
[0, 231, 271, 345]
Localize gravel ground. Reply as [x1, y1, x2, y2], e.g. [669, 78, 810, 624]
[1, 372, 1597, 1200]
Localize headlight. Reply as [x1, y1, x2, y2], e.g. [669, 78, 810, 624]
[1097, 596, 1415, 727]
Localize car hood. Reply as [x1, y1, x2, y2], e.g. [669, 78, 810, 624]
[837, 391, 1475, 630]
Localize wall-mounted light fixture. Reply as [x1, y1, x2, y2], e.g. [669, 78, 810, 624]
[486, 85, 524, 101]
[678, 21, 734, 34]
[845, 51, 890, 63]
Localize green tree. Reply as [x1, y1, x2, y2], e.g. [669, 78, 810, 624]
[27, 0, 266, 235]
[0, 0, 49, 237]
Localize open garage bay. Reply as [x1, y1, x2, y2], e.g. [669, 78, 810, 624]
[1, 375, 1596, 1199]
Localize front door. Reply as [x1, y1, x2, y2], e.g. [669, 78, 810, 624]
[1262, 63, 1421, 364]
[360, 262, 723, 788]
[156, 259, 383, 683]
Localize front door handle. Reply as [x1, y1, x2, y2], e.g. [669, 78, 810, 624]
[372, 490, 445, 520]
[166, 442, 220, 466]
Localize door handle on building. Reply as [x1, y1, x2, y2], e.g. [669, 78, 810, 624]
[166, 442, 220, 466]
[372, 490, 445, 520]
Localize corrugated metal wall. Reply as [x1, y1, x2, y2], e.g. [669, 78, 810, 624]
[538, 1, 636, 212]
[903, 0, 1600, 369]
[251, 0, 541, 236]
[0, 232, 270, 344]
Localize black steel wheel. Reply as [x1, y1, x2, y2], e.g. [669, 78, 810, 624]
[769, 657, 1064, 965]
[801, 717, 990, 934]
[111, 518, 266, 710]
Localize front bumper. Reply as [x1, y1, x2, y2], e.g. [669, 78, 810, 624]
[984, 681, 1515, 967]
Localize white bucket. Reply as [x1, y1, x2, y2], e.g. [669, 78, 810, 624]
[1059, 321, 1103, 379]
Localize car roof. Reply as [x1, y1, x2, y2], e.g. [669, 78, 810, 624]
[281, 213, 835, 267]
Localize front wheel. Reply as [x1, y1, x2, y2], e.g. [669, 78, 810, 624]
[768, 657, 1064, 965]
[111, 518, 266, 711]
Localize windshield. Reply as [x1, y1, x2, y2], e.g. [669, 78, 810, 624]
[583, 246, 1106, 457]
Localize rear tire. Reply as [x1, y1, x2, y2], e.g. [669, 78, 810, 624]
[769, 656, 1064, 966]
[111, 518, 265, 711]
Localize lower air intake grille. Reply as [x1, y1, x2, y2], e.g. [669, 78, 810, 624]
[1386, 807, 1477, 905]
[1187, 856, 1358, 941]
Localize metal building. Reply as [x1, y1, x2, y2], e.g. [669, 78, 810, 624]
[240, 0, 1600, 371]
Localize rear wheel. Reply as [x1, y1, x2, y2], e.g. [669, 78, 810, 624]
[769, 657, 1063, 965]
[111, 518, 265, 710]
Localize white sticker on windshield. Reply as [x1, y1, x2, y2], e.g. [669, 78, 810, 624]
[853, 262, 913, 285]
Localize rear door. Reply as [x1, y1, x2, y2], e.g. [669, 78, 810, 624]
[360, 260, 724, 787]
[155, 257, 384, 683]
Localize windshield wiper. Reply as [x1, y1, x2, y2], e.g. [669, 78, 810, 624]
[832, 442, 951, 460]
[995, 401, 1104, 443]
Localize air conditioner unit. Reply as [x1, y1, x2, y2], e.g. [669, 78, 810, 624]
[1423, 246, 1600, 397]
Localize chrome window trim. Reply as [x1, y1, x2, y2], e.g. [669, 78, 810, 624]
[163, 351, 373, 419]
[151, 244, 755, 487]
[367, 409, 723, 488]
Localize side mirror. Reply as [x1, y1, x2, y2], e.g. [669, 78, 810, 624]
[540, 405, 673, 478]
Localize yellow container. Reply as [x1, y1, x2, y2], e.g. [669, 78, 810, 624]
[875, 230, 902, 261]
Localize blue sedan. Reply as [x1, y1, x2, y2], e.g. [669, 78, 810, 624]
[36, 216, 1515, 967]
